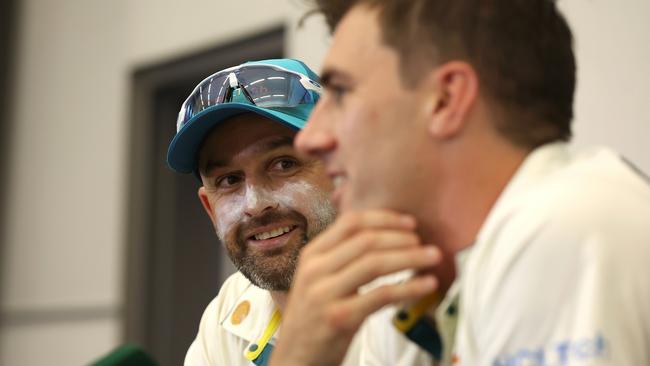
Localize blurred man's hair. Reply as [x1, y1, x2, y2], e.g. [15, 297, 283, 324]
[310, 0, 576, 148]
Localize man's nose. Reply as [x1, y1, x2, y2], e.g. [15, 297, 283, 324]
[295, 103, 337, 158]
[243, 185, 279, 218]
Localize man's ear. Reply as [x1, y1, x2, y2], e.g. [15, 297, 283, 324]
[427, 61, 479, 139]
[198, 186, 218, 227]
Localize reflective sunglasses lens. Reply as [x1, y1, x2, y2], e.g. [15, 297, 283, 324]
[236, 67, 314, 108]
[177, 66, 317, 131]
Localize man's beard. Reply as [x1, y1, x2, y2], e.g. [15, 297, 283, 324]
[219, 208, 334, 291]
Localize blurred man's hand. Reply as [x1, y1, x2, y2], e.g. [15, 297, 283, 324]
[270, 210, 441, 366]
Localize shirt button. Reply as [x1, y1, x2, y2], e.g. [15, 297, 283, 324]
[396, 310, 409, 321]
[447, 304, 457, 316]
[249, 344, 258, 352]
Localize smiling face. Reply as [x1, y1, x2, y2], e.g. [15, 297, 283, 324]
[197, 113, 335, 291]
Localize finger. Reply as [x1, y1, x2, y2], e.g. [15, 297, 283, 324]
[324, 275, 438, 333]
[324, 246, 441, 298]
[314, 229, 422, 275]
[304, 210, 416, 255]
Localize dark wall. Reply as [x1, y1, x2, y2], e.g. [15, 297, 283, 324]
[0, 0, 17, 184]
[0, 0, 18, 324]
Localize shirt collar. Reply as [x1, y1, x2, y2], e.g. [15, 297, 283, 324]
[220, 280, 278, 344]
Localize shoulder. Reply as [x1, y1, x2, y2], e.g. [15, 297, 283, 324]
[529, 148, 649, 257]
[472, 147, 650, 293]
[529, 147, 649, 220]
[458, 148, 650, 364]
[195, 271, 251, 336]
[213, 271, 254, 318]
[492, 147, 650, 262]
[185, 272, 254, 366]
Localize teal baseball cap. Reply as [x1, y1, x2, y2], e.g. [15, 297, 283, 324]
[166, 59, 322, 174]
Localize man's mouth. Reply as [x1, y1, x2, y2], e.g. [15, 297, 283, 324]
[245, 223, 300, 251]
[252, 225, 295, 241]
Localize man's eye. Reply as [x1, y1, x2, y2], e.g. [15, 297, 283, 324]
[330, 87, 346, 104]
[328, 85, 347, 104]
[216, 174, 242, 188]
[271, 158, 299, 172]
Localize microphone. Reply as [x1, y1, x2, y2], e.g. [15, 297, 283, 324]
[89, 344, 158, 366]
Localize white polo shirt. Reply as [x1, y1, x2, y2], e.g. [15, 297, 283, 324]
[184, 271, 362, 366]
[455, 142, 650, 365]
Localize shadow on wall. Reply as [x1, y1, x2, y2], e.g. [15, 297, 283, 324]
[0, 0, 18, 357]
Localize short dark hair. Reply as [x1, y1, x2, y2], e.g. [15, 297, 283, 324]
[310, 0, 576, 148]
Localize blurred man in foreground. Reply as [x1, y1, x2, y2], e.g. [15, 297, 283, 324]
[269, 1, 650, 365]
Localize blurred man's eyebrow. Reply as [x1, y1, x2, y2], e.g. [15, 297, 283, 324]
[200, 136, 295, 175]
[320, 67, 353, 87]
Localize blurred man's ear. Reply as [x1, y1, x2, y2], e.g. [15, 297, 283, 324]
[198, 186, 218, 227]
[427, 61, 479, 139]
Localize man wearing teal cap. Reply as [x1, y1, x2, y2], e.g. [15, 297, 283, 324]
[167, 59, 361, 365]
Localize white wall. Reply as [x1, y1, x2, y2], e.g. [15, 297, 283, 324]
[560, 0, 650, 172]
[1, 0, 128, 364]
[1, 0, 648, 365]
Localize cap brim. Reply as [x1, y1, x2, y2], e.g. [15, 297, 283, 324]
[167, 103, 306, 174]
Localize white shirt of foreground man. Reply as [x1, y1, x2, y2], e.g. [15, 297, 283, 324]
[362, 144, 650, 366]
[454, 143, 650, 365]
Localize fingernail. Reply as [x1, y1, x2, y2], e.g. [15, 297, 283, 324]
[422, 276, 437, 289]
[425, 247, 439, 259]
[401, 215, 416, 227]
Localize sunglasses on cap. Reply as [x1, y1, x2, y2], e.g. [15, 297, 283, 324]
[177, 63, 323, 133]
